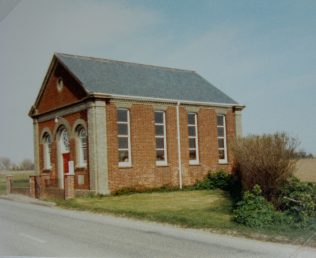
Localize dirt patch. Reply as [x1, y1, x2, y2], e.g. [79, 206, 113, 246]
[294, 159, 316, 182]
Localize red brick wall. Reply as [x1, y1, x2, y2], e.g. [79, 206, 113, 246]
[38, 111, 89, 190]
[37, 63, 87, 114]
[107, 102, 237, 193]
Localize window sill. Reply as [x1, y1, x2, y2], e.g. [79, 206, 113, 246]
[118, 162, 132, 168]
[218, 160, 228, 165]
[189, 161, 200, 166]
[76, 165, 87, 169]
[42, 168, 52, 173]
[156, 162, 168, 167]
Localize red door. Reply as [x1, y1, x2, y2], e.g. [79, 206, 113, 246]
[63, 153, 70, 174]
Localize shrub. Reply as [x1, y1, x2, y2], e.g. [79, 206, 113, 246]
[194, 171, 232, 191]
[233, 132, 298, 201]
[233, 185, 277, 228]
[278, 177, 316, 224]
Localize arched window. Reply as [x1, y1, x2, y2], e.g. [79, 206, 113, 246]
[60, 128, 70, 153]
[76, 126, 87, 167]
[42, 132, 52, 170]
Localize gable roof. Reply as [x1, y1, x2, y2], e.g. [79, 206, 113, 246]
[54, 53, 240, 106]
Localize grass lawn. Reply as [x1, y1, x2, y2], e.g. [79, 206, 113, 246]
[55, 189, 316, 247]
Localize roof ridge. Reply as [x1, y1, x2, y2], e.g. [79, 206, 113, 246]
[55, 52, 196, 73]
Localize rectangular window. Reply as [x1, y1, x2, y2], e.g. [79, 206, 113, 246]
[188, 113, 199, 165]
[117, 109, 131, 167]
[155, 111, 167, 166]
[217, 115, 228, 163]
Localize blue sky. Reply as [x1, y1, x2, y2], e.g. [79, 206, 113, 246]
[0, 0, 315, 162]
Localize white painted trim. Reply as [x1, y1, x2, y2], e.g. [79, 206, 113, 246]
[155, 111, 168, 166]
[42, 133, 52, 170]
[117, 108, 132, 167]
[75, 126, 87, 168]
[33, 119, 40, 175]
[37, 101, 90, 122]
[93, 92, 245, 109]
[176, 102, 182, 189]
[217, 114, 228, 164]
[188, 112, 200, 165]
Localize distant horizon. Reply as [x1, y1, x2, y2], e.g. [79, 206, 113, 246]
[1, 0, 315, 162]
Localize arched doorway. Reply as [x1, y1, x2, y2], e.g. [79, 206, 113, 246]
[57, 126, 70, 189]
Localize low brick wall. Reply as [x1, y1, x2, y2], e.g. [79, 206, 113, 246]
[41, 187, 65, 199]
[6, 175, 75, 200]
[6, 176, 31, 197]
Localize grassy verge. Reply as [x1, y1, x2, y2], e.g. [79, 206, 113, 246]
[54, 189, 316, 247]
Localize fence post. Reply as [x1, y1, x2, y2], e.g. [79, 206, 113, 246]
[29, 176, 36, 198]
[64, 175, 75, 200]
[6, 176, 13, 195]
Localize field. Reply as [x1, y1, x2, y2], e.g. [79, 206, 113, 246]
[295, 159, 316, 182]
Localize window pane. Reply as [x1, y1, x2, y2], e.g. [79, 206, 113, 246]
[218, 138, 224, 148]
[156, 138, 164, 149]
[83, 148, 88, 162]
[44, 134, 51, 144]
[217, 115, 224, 126]
[118, 123, 128, 135]
[189, 138, 196, 148]
[217, 127, 224, 137]
[118, 137, 128, 149]
[156, 150, 165, 161]
[188, 126, 196, 136]
[155, 125, 164, 136]
[189, 149, 197, 160]
[188, 113, 195, 125]
[62, 130, 70, 152]
[118, 150, 129, 162]
[117, 109, 128, 122]
[219, 149, 225, 160]
[79, 128, 86, 138]
[155, 111, 163, 124]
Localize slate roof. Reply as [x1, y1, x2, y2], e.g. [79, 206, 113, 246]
[55, 53, 238, 105]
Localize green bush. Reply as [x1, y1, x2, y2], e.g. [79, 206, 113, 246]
[278, 177, 316, 224]
[234, 185, 277, 228]
[194, 171, 232, 191]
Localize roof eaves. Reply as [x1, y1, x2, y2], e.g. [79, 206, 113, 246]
[90, 92, 245, 109]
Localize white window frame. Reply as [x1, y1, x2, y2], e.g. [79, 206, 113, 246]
[188, 113, 199, 165]
[217, 114, 228, 164]
[117, 108, 132, 167]
[76, 126, 87, 168]
[155, 111, 168, 166]
[43, 133, 52, 170]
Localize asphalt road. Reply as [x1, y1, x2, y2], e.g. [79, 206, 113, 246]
[0, 198, 315, 258]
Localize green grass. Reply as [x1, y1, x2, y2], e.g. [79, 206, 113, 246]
[0, 175, 6, 195]
[58, 190, 234, 230]
[55, 189, 316, 247]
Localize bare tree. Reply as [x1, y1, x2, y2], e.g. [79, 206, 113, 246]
[19, 159, 34, 170]
[0, 156, 12, 170]
[233, 132, 298, 201]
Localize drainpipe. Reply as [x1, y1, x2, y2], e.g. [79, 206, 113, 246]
[176, 101, 183, 189]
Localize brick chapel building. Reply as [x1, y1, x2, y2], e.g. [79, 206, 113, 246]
[29, 53, 244, 195]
